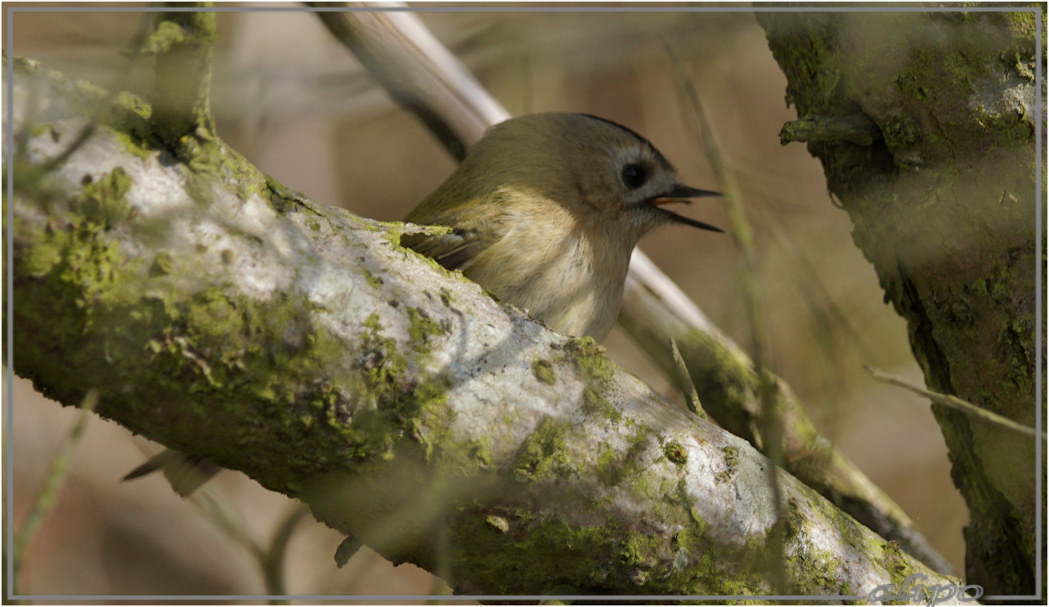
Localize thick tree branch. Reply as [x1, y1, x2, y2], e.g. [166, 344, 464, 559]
[7, 56, 959, 597]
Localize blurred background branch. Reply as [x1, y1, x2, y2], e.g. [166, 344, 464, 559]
[310, 2, 507, 160]
[12, 391, 98, 594]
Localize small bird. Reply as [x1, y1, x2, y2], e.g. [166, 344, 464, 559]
[125, 112, 720, 495]
[403, 112, 721, 340]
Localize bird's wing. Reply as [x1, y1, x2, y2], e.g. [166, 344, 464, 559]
[403, 188, 510, 272]
[401, 226, 489, 272]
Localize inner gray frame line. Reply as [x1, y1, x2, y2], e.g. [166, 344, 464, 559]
[4, 4, 1039, 12]
[1035, 5, 1045, 604]
[10, 594, 866, 602]
[5, 2, 1043, 604]
[5, 600, 1025, 605]
[4, 1, 16, 601]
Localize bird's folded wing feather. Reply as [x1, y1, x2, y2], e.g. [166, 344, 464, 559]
[401, 227, 486, 272]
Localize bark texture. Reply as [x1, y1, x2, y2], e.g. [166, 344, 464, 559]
[758, 11, 1043, 597]
[7, 55, 962, 598]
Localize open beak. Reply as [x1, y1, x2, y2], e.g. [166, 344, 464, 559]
[648, 184, 723, 232]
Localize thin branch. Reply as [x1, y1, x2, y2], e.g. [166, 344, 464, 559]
[778, 114, 882, 146]
[309, 2, 507, 161]
[670, 337, 706, 419]
[864, 366, 1046, 440]
[12, 390, 98, 593]
[185, 481, 313, 597]
[264, 504, 312, 598]
[190, 488, 268, 569]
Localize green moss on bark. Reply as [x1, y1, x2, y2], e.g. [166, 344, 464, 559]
[513, 417, 573, 481]
[559, 337, 621, 423]
[531, 358, 557, 385]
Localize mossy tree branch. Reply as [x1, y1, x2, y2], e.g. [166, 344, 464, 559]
[757, 11, 1042, 596]
[6, 56, 961, 597]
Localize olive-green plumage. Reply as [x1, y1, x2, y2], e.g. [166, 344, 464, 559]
[403, 112, 720, 340]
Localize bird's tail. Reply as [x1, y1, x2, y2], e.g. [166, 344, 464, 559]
[122, 449, 219, 497]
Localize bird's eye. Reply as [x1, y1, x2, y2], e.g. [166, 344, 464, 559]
[621, 163, 648, 189]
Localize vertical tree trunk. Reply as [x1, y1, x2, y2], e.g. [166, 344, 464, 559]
[757, 11, 1042, 597]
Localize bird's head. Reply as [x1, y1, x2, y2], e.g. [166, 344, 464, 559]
[456, 112, 721, 239]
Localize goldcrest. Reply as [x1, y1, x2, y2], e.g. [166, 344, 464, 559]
[403, 112, 720, 340]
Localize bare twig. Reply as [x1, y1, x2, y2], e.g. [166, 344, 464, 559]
[180, 486, 309, 598]
[12, 390, 99, 593]
[670, 337, 706, 418]
[264, 504, 312, 598]
[864, 366, 1046, 440]
[779, 114, 882, 146]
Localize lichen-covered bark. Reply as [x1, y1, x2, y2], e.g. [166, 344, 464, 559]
[5, 56, 964, 597]
[757, 11, 1042, 597]
[619, 276, 955, 576]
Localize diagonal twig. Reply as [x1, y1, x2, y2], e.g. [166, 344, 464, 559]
[865, 365, 1046, 441]
[12, 390, 99, 593]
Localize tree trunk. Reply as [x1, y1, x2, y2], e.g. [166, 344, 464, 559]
[757, 10, 1043, 598]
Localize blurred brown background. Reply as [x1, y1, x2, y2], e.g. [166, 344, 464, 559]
[7, 4, 967, 599]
